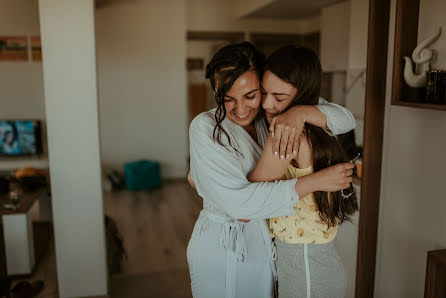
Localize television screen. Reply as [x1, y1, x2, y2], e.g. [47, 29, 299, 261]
[0, 120, 42, 156]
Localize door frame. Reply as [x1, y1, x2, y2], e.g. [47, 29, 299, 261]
[354, 0, 391, 297]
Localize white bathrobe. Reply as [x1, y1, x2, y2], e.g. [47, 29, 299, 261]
[187, 98, 356, 298]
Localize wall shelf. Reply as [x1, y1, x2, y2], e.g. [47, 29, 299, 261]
[392, 101, 446, 111]
[391, 0, 446, 111]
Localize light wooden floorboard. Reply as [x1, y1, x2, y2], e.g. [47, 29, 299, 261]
[15, 180, 201, 298]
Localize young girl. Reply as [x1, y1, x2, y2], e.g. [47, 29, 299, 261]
[187, 42, 356, 298]
[249, 45, 359, 298]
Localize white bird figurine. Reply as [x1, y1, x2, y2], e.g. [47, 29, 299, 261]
[404, 27, 442, 88]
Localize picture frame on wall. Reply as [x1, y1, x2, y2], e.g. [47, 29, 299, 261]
[0, 36, 28, 61]
[31, 36, 42, 61]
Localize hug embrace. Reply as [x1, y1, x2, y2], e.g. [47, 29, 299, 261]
[187, 42, 359, 298]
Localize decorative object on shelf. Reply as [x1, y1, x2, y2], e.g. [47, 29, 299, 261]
[391, 0, 446, 110]
[403, 27, 441, 88]
[426, 70, 446, 105]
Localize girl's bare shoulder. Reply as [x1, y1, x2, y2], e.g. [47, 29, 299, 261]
[297, 133, 312, 168]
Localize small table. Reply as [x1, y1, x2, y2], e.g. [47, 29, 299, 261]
[0, 188, 45, 276]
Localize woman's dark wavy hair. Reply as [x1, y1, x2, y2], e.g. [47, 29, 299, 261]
[265, 45, 358, 227]
[205, 42, 265, 151]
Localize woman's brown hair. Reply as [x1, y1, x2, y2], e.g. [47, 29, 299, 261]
[205, 42, 265, 152]
[265, 45, 358, 227]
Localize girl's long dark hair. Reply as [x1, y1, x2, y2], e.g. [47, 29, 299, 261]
[205, 42, 265, 151]
[265, 45, 358, 227]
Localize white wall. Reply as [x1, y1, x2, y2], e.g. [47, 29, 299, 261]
[320, 1, 350, 72]
[1, 0, 188, 178]
[418, 1, 446, 69]
[375, 0, 446, 297]
[232, 0, 275, 19]
[95, 0, 188, 178]
[187, 40, 222, 85]
[0, 0, 49, 165]
[39, 0, 107, 297]
[344, 0, 368, 151]
[347, 0, 369, 69]
[187, 0, 320, 34]
[187, 40, 225, 110]
[344, 0, 368, 124]
[2, 0, 321, 178]
[0, 0, 44, 119]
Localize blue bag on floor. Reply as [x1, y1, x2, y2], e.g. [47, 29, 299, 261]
[124, 160, 161, 190]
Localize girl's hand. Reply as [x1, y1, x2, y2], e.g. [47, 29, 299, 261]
[269, 107, 306, 160]
[313, 163, 355, 192]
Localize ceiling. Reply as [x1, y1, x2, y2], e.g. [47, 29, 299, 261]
[244, 0, 347, 19]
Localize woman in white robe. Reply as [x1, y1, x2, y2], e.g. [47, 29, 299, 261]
[187, 42, 355, 298]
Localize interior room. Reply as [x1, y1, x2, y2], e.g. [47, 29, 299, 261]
[0, 0, 445, 297]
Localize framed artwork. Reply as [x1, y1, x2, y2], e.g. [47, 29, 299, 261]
[31, 36, 42, 61]
[0, 36, 28, 61]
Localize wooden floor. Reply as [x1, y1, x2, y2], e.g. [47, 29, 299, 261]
[105, 179, 202, 298]
[15, 179, 202, 298]
[104, 179, 202, 276]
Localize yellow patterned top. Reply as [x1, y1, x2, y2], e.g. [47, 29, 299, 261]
[269, 165, 338, 244]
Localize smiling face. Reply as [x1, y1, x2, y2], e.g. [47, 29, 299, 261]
[223, 70, 262, 127]
[261, 70, 297, 124]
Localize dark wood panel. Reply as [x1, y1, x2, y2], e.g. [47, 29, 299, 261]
[188, 84, 208, 123]
[391, 0, 420, 106]
[425, 249, 446, 298]
[355, 0, 390, 297]
[187, 31, 244, 43]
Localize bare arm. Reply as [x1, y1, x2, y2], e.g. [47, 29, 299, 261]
[298, 105, 329, 130]
[249, 133, 354, 199]
[249, 133, 314, 198]
[269, 105, 329, 160]
[270, 99, 356, 159]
